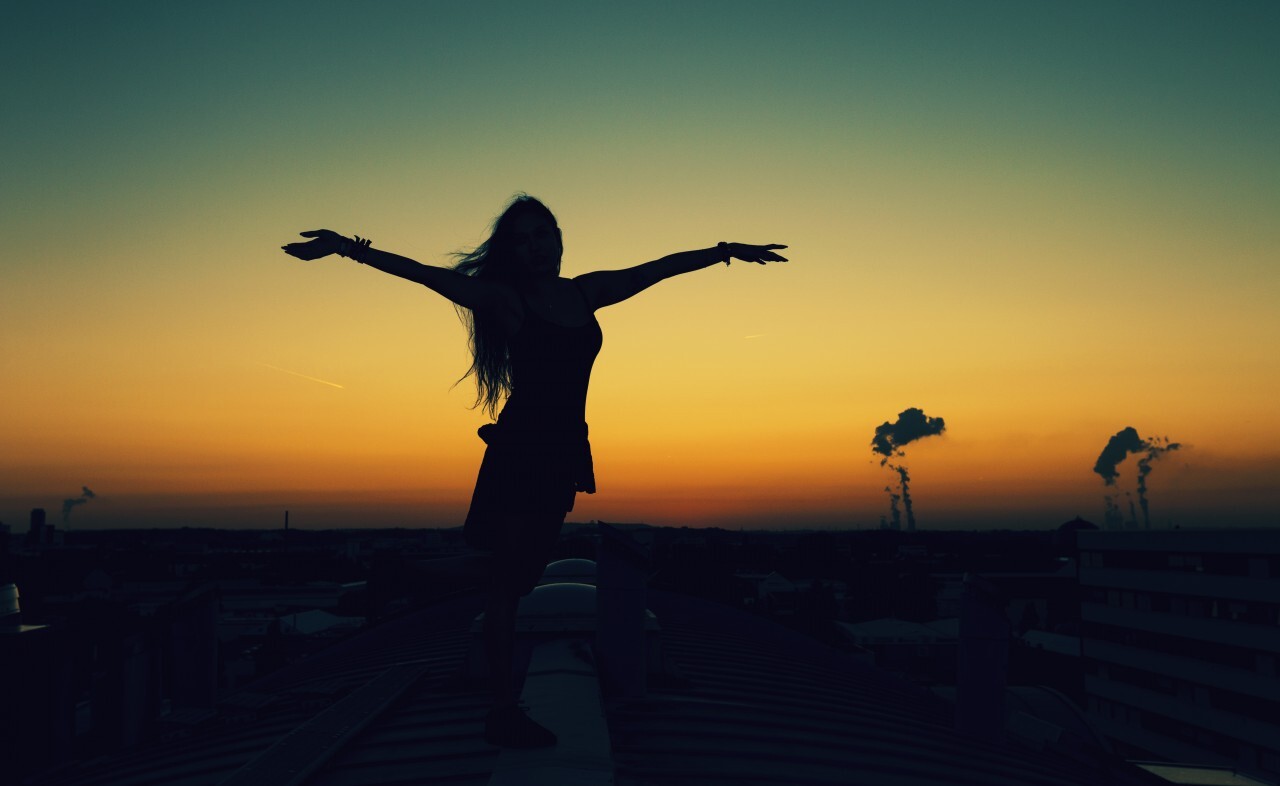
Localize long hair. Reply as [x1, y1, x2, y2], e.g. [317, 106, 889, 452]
[451, 194, 561, 417]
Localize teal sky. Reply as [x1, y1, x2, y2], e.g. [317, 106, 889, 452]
[3, 2, 1278, 531]
[6, 2, 1276, 228]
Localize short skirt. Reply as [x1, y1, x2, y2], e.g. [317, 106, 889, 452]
[463, 421, 595, 552]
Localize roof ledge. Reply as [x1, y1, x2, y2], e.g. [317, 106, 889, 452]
[487, 638, 614, 786]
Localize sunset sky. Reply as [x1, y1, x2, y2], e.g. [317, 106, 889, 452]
[3, 1, 1278, 531]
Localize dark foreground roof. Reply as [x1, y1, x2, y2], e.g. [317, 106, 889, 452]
[618, 591, 1160, 786]
[33, 588, 1159, 786]
[34, 593, 496, 786]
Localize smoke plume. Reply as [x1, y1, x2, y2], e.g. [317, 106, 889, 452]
[1093, 428, 1183, 529]
[872, 408, 947, 461]
[1094, 427, 1144, 529]
[871, 408, 945, 531]
[1093, 427, 1145, 486]
[62, 486, 95, 523]
[883, 486, 902, 530]
[1137, 437, 1182, 529]
[891, 463, 916, 531]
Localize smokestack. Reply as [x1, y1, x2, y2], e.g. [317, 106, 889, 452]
[596, 523, 648, 699]
[955, 573, 1009, 743]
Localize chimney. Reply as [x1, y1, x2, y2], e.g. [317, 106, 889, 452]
[955, 572, 1010, 742]
[595, 523, 648, 699]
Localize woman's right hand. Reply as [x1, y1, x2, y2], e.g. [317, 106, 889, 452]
[282, 229, 342, 260]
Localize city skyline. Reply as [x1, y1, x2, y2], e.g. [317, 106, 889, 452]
[3, 2, 1278, 531]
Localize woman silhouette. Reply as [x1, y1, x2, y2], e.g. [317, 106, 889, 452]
[283, 194, 787, 747]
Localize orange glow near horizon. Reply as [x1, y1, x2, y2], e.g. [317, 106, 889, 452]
[3, 4, 1279, 530]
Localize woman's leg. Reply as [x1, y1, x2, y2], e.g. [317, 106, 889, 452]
[483, 580, 521, 708]
[481, 512, 564, 747]
[483, 511, 561, 706]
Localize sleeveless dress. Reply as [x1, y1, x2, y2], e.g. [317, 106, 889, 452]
[463, 280, 603, 555]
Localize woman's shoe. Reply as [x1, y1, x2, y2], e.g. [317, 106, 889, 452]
[484, 702, 558, 748]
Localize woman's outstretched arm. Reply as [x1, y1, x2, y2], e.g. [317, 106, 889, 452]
[282, 229, 509, 314]
[576, 243, 788, 310]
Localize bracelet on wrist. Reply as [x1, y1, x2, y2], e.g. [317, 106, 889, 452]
[338, 235, 372, 262]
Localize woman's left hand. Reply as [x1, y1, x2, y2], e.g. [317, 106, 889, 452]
[727, 243, 788, 264]
[281, 229, 344, 260]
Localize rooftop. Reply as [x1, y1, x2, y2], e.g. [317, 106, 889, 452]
[32, 582, 1163, 786]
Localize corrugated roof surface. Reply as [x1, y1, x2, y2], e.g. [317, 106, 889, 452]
[34, 594, 495, 786]
[608, 590, 1154, 786]
[222, 663, 431, 786]
[34, 587, 1157, 786]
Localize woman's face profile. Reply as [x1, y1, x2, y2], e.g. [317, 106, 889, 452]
[507, 211, 561, 277]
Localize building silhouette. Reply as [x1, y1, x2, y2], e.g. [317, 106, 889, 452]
[27, 507, 49, 547]
[1078, 528, 1280, 782]
[26, 524, 1175, 786]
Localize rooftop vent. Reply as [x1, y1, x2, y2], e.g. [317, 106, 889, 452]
[538, 558, 598, 586]
[0, 583, 19, 623]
